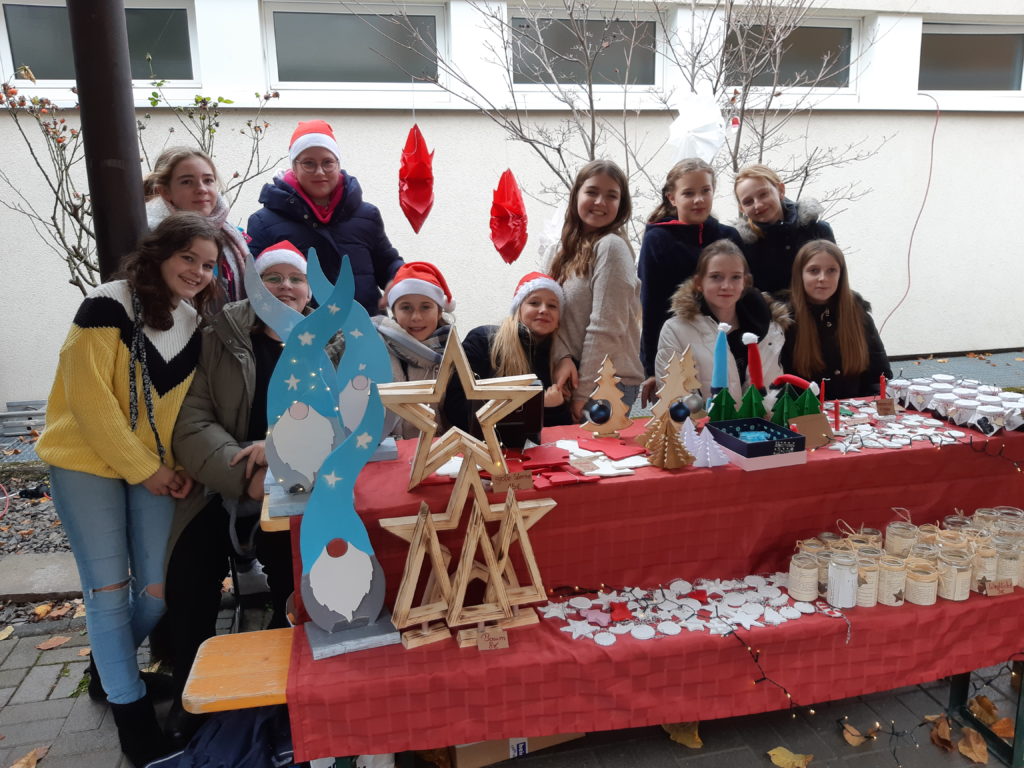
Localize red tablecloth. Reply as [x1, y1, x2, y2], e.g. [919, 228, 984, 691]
[351, 424, 1024, 602]
[288, 590, 1024, 760]
[287, 423, 1024, 760]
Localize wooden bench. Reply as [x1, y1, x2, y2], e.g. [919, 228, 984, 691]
[183, 628, 291, 714]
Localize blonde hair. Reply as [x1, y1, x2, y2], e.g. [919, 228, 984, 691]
[733, 163, 785, 239]
[549, 160, 632, 283]
[693, 239, 753, 292]
[144, 147, 220, 199]
[488, 288, 561, 378]
[647, 158, 716, 223]
[788, 240, 868, 379]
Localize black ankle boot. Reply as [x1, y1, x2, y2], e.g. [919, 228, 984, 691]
[109, 694, 172, 767]
[165, 698, 205, 750]
[87, 657, 176, 702]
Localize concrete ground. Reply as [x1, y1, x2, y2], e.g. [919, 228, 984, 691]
[1, 349, 1022, 767]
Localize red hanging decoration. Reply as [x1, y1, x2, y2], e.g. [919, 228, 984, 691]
[489, 168, 528, 264]
[398, 124, 434, 233]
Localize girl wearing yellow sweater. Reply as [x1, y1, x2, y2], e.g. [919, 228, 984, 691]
[36, 212, 223, 767]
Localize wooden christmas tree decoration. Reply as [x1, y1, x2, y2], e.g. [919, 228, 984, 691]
[635, 353, 696, 468]
[707, 388, 738, 422]
[737, 386, 766, 419]
[681, 417, 699, 453]
[644, 416, 695, 469]
[446, 502, 513, 628]
[582, 355, 632, 438]
[379, 330, 538, 489]
[390, 503, 453, 648]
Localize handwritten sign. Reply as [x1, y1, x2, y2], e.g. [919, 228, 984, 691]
[874, 398, 896, 416]
[985, 578, 1014, 597]
[492, 471, 533, 493]
[477, 626, 509, 651]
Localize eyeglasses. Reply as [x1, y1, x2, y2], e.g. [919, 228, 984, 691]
[262, 274, 308, 286]
[296, 159, 338, 174]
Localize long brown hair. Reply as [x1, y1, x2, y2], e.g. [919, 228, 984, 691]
[549, 160, 632, 283]
[788, 240, 868, 378]
[647, 157, 716, 223]
[117, 212, 225, 329]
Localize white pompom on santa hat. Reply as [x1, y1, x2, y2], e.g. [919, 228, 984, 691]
[509, 271, 564, 316]
[387, 261, 455, 312]
[289, 119, 341, 164]
[254, 240, 307, 274]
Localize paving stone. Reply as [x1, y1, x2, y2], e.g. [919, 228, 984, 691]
[594, 733, 683, 768]
[0, 697, 74, 725]
[0, 686, 13, 707]
[8, 661, 62, 704]
[0, 637, 13, 666]
[50, 660, 88, 699]
[0, 666, 29, 688]
[0, 747, 9, 768]
[672, 746, 764, 766]
[492, 746, 602, 768]
[37, 645, 92, 665]
[45, 721, 120, 758]
[63, 692, 107, 733]
[0, 716, 65, 747]
[62, 632, 91, 648]
[28, 749, 128, 768]
[1, 637, 41, 670]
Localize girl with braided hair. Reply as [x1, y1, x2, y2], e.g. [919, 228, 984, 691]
[36, 212, 223, 767]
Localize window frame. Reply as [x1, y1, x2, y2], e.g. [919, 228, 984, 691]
[723, 16, 861, 98]
[918, 22, 1024, 94]
[262, 0, 449, 93]
[0, 0, 201, 90]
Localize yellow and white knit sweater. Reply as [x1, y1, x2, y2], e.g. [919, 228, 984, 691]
[36, 280, 202, 484]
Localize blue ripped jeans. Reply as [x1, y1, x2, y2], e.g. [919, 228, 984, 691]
[49, 466, 173, 704]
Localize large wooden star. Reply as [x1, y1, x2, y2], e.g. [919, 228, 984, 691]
[378, 329, 538, 489]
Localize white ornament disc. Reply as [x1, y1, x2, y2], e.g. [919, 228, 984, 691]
[631, 624, 656, 640]
[757, 585, 782, 599]
[594, 631, 616, 646]
[678, 597, 703, 611]
[658, 621, 681, 636]
[793, 601, 816, 614]
[744, 575, 767, 588]
[779, 606, 801, 619]
[568, 596, 592, 610]
[768, 593, 790, 607]
[669, 579, 693, 594]
[723, 592, 748, 607]
[608, 622, 633, 635]
[739, 603, 764, 618]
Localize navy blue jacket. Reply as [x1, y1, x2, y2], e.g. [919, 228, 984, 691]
[735, 198, 835, 297]
[246, 173, 403, 316]
[638, 216, 743, 376]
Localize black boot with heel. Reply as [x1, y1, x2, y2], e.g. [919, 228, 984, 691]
[109, 693, 172, 767]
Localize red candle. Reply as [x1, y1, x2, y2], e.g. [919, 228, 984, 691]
[819, 379, 826, 407]
[879, 375, 887, 399]
[834, 401, 841, 430]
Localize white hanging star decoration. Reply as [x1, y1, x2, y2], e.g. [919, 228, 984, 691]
[539, 602, 570, 620]
[561, 618, 599, 639]
[297, 331, 316, 346]
[591, 591, 621, 610]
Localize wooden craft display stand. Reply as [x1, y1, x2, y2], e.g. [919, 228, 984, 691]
[378, 331, 557, 649]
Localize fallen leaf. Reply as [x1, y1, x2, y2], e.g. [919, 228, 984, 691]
[32, 604, 53, 620]
[48, 603, 72, 620]
[72, 603, 86, 619]
[2, 448, 19, 455]
[663, 721, 703, 748]
[16, 529, 35, 536]
[840, 722, 877, 746]
[222, 576, 233, 593]
[968, 695, 999, 725]
[958, 726, 989, 764]
[143, 660, 162, 674]
[924, 713, 944, 722]
[9, 745, 49, 767]
[930, 714, 954, 751]
[937, 359, 948, 363]
[1016, 358, 1024, 362]
[991, 717, 1015, 738]
[767, 746, 813, 767]
[78, 647, 91, 657]
[0, 626, 13, 641]
[36, 635, 70, 651]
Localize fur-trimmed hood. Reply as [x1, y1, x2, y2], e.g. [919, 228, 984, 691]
[734, 197, 824, 244]
[670, 278, 792, 330]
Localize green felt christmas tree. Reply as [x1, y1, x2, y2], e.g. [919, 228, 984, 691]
[794, 387, 822, 417]
[770, 385, 800, 427]
[737, 386, 766, 419]
[707, 388, 737, 422]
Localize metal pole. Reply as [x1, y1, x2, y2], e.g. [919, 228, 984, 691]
[66, 0, 145, 282]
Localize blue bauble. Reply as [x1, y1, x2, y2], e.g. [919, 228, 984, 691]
[669, 400, 691, 422]
[587, 400, 611, 424]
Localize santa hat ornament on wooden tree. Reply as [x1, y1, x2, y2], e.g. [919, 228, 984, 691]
[399, 124, 434, 233]
[490, 169, 528, 264]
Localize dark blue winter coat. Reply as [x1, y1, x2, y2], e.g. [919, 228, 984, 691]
[735, 198, 835, 297]
[246, 173, 403, 316]
[638, 216, 743, 376]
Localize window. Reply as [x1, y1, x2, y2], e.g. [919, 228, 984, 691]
[2, 3, 193, 81]
[727, 24, 852, 88]
[919, 25, 1024, 91]
[510, 17, 656, 86]
[268, 7, 440, 84]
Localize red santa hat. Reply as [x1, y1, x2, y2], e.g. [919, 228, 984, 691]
[509, 272, 563, 316]
[254, 240, 307, 274]
[289, 120, 341, 164]
[387, 261, 455, 312]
